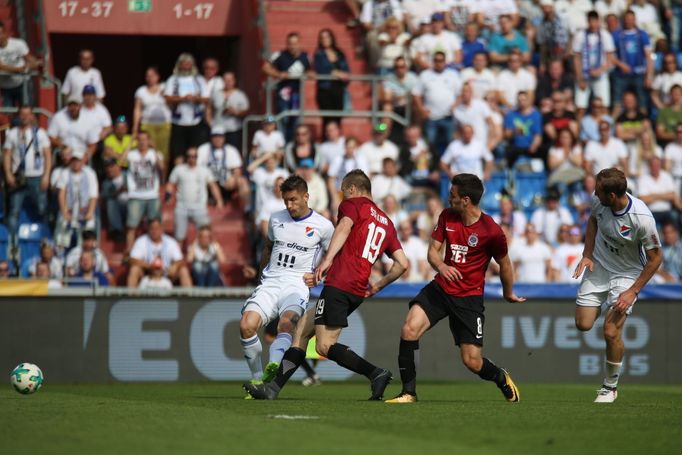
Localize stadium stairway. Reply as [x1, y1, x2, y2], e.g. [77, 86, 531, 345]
[264, 0, 374, 140]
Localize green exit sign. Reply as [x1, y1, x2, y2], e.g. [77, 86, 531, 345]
[128, 0, 152, 13]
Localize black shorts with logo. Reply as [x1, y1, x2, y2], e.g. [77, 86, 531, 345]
[410, 280, 486, 346]
[313, 285, 364, 328]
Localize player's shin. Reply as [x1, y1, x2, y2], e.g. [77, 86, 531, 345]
[398, 339, 419, 395]
[477, 358, 505, 386]
[327, 343, 379, 378]
[272, 347, 306, 390]
[240, 335, 264, 381]
[269, 332, 293, 364]
[603, 359, 622, 388]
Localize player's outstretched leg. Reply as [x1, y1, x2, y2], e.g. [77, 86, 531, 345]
[461, 344, 519, 403]
[595, 309, 626, 403]
[387, 304, 430, 403]
[239, 311, 264, 382]
[263, 310, 299, 383]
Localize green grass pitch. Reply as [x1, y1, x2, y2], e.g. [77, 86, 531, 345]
[1, 382, 680, 454]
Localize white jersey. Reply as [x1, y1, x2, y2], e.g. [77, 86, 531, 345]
[592, 194, 661, 278]
[262, 209, 333, 281]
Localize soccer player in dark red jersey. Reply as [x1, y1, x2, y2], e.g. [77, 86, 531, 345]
[245, 170, 409, 400]
[386, 173, 526, 404]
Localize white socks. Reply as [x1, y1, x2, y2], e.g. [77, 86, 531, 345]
[241, 335, 263, 380]
[603, 360, 622, 388]
[269, 332, 293, 365]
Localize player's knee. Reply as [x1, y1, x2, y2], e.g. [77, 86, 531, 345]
[315, 342, 330, 357]
[400, 321, 421, 341]
[461, 353, 482, 372]
[575, 317, 594, 332]
[239, 318, 257, 338]
[603, 323, 621, 344]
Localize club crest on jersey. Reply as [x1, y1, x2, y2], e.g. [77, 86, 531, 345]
[619, 224, 632, 239]
[467, 233, 479, 247]
[305, 226, 314, 238]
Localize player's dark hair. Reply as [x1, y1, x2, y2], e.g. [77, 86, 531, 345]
[596, 168, 627, 197]
[342, 169, 372, 194]
[280, 175, 308, 194]
[451, 173, 484, 205]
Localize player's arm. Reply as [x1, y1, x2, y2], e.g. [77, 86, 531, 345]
[497, 254, 526, 303]
[366, 248, 408, 297]
[573, 214, 597, 279]
[614, 247, 663, 313]
[314, 216, 354, 283]
[427, 237, 462, 281]
[258, 238, 274, 280]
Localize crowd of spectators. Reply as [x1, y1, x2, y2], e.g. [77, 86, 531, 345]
[3, 2, 682, 288]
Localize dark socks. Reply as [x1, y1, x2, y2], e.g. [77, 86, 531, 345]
[300, 359, 316, 378]
[327, 343, 378, 379]
[477, 357, 505, 386]
[398, 339, 419, 395]
[273, 347, 306, 389]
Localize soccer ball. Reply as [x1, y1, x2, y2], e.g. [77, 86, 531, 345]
[10, 363, 43, 395]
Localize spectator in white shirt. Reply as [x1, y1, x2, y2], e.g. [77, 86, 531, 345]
[653, 52, 682, 109]
[664, 124, 682, 192]
[472, 0, 519, 34]
[164, 53, 210, 166]
[296, 158, 330, 219]
[416, 195, 443, 240]
[27, 240, 63, 280]
[638, 156, 681, 226]
[251, 116, 285, 160]
[125, 131, 165, 251]
[509, 223, 553, 283]
[318, 120, 345, 175]
[187, 225, 227, 287]
[492, 195, 528, 239]
[440, 124, 493, 181]
[530, 189, 575, 246]
[382, 219, 429, 282]
[128, 219, 191, 288]
[0, 21, 42, 107]
[80, 84, 112, 148]
[139, 257, 174, 290]
[132, 66, 172, 163]
[453, 82, 494, 147]
[64, 230, 113, 283]
[198, 126, 250, 209]
[62, 49, 105, 100]
[382, 193, 409, 226]
[552, 224, 585, 283]
[256, 175, 286, 238]
[249, 152, 289, 214]
[199, 57, 224, 97]
[413, 51, 461, 156]
[371, 157, 412, 202]
[496, 49, 537, 109]
[460, 51, 497, 100]
[584, 120, 629, 176]
[48, 97, 99, 159]
[357, 122, 399, 175]
[166, 147, 224, 242]
[206, 71, 249, 151]
[327, 136, 370, 213]
[412, 12, 462, 70]
[360, 0, 404, 71]
[3, 106, 51, 238]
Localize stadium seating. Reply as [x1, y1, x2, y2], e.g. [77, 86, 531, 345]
[0, 223, 8, 261]
[17, 223, 50, 266]
[513, 172, 547, 217]
[481, 171, 510, 215]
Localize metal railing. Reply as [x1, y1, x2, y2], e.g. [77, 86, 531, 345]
[0, 70, 63, 114]
[242, 73, 412, 155]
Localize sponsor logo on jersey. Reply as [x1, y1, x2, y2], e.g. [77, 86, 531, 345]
[286, 242, 310, 252]
[305, 226, 314, 238]
[467, 233, 479, 247]
[619, 224, 632, 239]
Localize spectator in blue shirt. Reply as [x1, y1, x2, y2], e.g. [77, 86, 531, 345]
[75, 251, 109, 287]
[262, 32, 313, 142]
[460, 22, 487, 69]
[504, 91, 543, 167]
[489, 14, 530, 67]
[611, 10, 653, 116]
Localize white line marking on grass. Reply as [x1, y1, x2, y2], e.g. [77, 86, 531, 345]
[270, 415, 320, 420]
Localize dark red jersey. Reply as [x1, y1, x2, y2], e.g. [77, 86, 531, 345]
[432, 209, 508, 297]
[325, 197, 402, 296]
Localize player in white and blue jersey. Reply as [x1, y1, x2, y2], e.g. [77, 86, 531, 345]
[572, 168, 662, 403]
[240, 175, 333, 390]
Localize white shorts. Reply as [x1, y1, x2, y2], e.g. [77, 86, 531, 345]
[575, 75, 610, 109]
[242, 278, 309, 326]
[576, 261, 637, 315]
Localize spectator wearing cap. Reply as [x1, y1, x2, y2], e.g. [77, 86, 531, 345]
[128, 219, 191, 288]
[166, 147, 224, 243]
[357, 123, 399, 175]
[27, 240, 63, 280]
[48, 96, 98, 160]
[132, 66, 172, 163]
[199, 57, 224, 97]
[496, 49, 537, 110]
[536, 0, 570, 71]
[317, 121, 346, 176]
[55, 148, 99, 251]
[65, 230, 113, 283]
[509, 223, 553, 283]
[164, 53, 210, 166]
[412, 12, 462, 71]
[100, 159, 127, 242]
[0, 21, 42, 107]
[489, 14, 530, 67]
[412, 51, 461, 157]
[103, 115, 136, 168]
[359, 0, 404, 71]
[572, 10, 616, 116]
[3, 105, 51, 241]
[530, 189, 575, 246]
[262, 32, 313, 142]
[186, 225, 226, 287]
[125, 130, 165, 251]
[251, 116, 285, 160]
[198, 126, 250, 209]
[314, 29, 350, 128]
[206, 71, 250, 151]
[284, 124, 318, 173]
[139, 256, 174, 290]
[584, 120, 628, 176]
[296, 158, 330, 218]
[75, 251, 109, 287]
[503, 91, 543, 168]
[441, 124, 493, 182]
[61, 49, 105, 101]
[371, 156, 412, 202]
[80, 84, 113, 162]
[460, 52, 497, 100]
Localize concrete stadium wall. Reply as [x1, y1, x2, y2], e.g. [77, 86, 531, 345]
[2, 296, 681, 384]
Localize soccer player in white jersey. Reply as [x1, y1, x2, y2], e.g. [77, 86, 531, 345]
[239, 175, 334, 393]
[572, 168, 662, 403]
